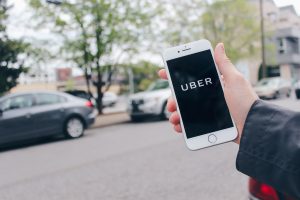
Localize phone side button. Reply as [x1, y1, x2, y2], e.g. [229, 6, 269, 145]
[208, 134, 217, 143]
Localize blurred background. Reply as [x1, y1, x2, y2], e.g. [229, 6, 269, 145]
[0, 0, 299, 199]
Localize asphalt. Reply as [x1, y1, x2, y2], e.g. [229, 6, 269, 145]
[0, 98, 299, 200]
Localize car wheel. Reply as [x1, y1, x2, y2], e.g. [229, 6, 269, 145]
[286, 90, 291, 98]
[64, 117, 84, 138]
[130, 115, 142, 122]
[273, 91, 280, 99]
[160, 102, 170, 120]
[296, 89, 300, 99]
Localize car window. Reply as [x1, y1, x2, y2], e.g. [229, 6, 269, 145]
[35, 93, 67, 106]
[0, 95, 34, 111]
[147, 81, 169, 91]
[74, 93, 90, 100]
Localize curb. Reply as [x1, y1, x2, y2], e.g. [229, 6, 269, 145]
[90, 112, 130, 129]
[101, 111, 127, 116]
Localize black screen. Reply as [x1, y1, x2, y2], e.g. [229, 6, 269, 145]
[167, 50, 233, 138]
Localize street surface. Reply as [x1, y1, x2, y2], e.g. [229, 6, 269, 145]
[0, 98, 299, 200]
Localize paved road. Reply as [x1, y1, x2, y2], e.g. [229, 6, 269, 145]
[0, 98, 298, 200]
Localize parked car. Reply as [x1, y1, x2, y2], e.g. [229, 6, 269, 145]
[294, 80, 300, 100]
[0, 91, 97, 147]
[102, 91, 118, 107]
[66, 90, 118, 108]
[254, 77, 291, 99]
[64, 89, 97, 107]
[127, 80, 171, 121]
[65, 90, 93, 100]
[249, 178, 295, 200]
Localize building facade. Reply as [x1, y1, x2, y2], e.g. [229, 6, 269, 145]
[248, 0, 300, 84]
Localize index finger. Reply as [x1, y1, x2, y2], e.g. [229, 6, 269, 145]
[158, 69, 168, 80]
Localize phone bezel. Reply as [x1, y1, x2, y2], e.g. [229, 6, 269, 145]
[162, 39, 238, 150]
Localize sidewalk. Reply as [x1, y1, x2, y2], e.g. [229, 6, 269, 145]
[91, 95, 130, 129]
[91, 112, 130, 129]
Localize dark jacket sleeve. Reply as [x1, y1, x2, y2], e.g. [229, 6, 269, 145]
[236, 99, 300, 199]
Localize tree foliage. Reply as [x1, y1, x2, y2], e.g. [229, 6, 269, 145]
[29, 0, 157, 113]
[160, 0, 205, 45]
[130, 61, 158, 92]
[0, 0, 28, 95]
[162, 0, 260, 62]
[201, 0, 260, 62]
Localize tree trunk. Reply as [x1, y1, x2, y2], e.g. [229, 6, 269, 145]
[96, 65, 103, 115]
[84, 67, 92, 97]
[104, 65, 114, 92]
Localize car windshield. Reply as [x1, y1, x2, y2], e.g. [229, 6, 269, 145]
[147, 81, 169, 91]
[256, 78, 280, 87]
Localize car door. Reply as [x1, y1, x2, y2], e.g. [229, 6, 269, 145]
[278, 80, 284, 95]
[0, 94, 35, 144]
[279, 80, 289, 96]
[30, 93, 67, 137]
[283, 80, 291, 96]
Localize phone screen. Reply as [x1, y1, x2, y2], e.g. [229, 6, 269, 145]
[167, 50, 233, 139]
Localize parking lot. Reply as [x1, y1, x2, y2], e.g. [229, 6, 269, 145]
[0, 98, 299, 200]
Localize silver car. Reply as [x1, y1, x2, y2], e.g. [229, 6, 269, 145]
[128, 80, 171, 121]
[254, 77, 292, 99]
[0, 91, 97, 147]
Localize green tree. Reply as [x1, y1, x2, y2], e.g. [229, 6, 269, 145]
[29, 0, 157, 114]
[162, 0, 260, 63]
[129, 61, 158, 92]
[160, 0, 205, 45]
[0, 0, 28, 95]
[201, 0, 260, 62]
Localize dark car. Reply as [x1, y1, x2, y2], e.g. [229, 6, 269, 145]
[249, 178, 295, 200]
[64, 90, 94, 101]
[65, 89, 118, 108]
[0, 91, 97, 147]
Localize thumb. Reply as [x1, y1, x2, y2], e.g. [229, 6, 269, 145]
[214, 43, 236, 78]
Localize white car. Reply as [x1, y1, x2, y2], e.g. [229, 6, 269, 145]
[254, 77, 291, 99]
[295, 80, 300, 99]
[102, 92, 118, 107]
[127, 80, 171, 121]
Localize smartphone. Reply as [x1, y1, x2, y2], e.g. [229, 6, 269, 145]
[162, 39, 238, 150]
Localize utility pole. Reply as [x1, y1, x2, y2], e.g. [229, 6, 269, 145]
[259, 0, 267, 79]
[128, 68, 134, 95]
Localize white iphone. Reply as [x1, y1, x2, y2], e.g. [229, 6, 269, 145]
[162, 39, 238, 150]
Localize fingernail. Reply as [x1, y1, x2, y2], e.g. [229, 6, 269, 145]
[220, 43, 225, 52]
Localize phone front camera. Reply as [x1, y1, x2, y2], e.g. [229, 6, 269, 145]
[178, 51, 180, 53]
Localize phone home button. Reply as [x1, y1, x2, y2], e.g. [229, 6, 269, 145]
[208, 134, 217, 143]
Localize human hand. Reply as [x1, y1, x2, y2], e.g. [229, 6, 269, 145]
[158, 43, 258, 144]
